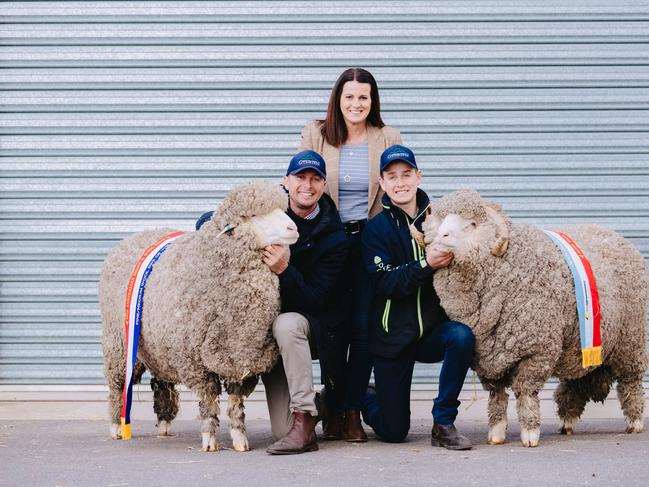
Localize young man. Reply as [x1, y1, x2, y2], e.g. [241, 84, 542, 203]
[360, 144, 475, 449]
[196, 150, 350, 455]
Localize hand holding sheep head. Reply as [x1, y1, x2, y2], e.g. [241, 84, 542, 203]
[262, 243, 291, 274]
[425, 245, 454, 269]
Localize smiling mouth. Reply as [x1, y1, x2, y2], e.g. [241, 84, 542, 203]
[298, 192, 314, 197]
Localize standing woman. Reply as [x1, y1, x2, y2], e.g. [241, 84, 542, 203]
[299, 68, 402, 442]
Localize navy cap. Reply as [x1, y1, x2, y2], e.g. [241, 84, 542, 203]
[380, 144, 417, 173]
[286, 150, 326, 179]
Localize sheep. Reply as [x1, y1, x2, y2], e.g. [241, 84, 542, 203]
[417, 189, 648, 447]
[99, 181, 298, 452]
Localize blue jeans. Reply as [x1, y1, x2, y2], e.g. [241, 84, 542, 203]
[363, 320, 474, 443]
[343, 232, 373, 411]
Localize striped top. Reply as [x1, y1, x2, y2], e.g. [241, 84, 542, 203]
[304, 203, 320, 220]
[338, 141, 369, 222]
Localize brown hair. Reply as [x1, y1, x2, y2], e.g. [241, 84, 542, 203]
[320, 68, 385, 147]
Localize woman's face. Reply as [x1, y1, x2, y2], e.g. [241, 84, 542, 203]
[339, 80, 372, 127]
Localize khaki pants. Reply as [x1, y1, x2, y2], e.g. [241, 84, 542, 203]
[261, 312, 317, 439]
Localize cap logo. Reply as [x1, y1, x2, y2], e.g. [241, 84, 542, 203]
[288, 150, 326, 178]
[385, 147, 410, 160]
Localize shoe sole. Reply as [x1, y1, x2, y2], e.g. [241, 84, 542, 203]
[343, 437, 368, 443]
[431, 438, 472, 450]
[266, 442, 319, 455]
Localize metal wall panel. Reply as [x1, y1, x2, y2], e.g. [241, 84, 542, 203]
[1, 1, 648, 384]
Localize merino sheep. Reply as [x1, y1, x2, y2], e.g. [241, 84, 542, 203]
[99, 181, 298, 451]
[418, 189, 648, 447]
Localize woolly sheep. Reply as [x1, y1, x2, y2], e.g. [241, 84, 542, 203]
[418, 189, 648, 447]
[99, 181, 298, 452]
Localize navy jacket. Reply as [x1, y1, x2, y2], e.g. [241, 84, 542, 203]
[196, 192, 350, 335]
[361, 190, 448, 358]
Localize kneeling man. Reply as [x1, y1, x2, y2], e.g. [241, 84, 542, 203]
[197, 150, 350, 454]
[361, 145, 474, 449]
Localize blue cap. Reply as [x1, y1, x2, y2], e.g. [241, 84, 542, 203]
[286, 150, 327, 179]
[380, 144, 417, 173]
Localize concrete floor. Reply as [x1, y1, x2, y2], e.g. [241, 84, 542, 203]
[2, 387, 649, 486]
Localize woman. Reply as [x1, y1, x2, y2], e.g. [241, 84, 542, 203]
[299, 67, 402, 442]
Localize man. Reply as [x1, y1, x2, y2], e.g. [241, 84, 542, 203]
[196, 150, 350, 454]
[360, 144, 475, 449]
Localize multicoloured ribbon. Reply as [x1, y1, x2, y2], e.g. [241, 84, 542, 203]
[120, 231, 186, 440]
[543, 230, 602, 368]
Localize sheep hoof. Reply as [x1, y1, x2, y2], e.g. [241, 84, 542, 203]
[231, 429, 250, 452]
[559, 417, 577, 435]
[157, 420, 171, 437]
[110, 423, 122, 440]
[520, 428, 540, 447]
[625, 419, 644, 434]
[201, 432, 218, 452]
[487, 419, 507, 445]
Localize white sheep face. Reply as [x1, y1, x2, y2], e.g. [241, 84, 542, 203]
[430, 213, 481, 259]
[250, 208, 299, 248]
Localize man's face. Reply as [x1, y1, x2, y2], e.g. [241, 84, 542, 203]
[379, 161, 421, 209]
[283, 169, 327, 212]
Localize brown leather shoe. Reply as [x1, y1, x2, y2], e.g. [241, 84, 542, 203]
[322, 411, 344, 440]
[431, 423, 472, 450]
[266, 411, 318, 455]
[342, 410, 368, 442]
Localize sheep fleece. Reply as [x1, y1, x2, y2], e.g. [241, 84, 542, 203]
[433, 223, 648, 383]
[99, 224, 280, 388]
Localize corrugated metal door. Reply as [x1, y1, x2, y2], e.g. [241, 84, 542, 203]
[1, 1, 648, 384]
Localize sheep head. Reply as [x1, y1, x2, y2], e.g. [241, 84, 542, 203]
[250, 208, 299, 248]
[422, 189, 511, 262]
[208, 181, 298, 249]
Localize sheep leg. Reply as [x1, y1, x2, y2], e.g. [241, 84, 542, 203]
[554, 379, 587, 435]
[107, 381, 123, 439]
[512, 391, 541, 447]
[616, 379, 645, 433]
[487, 385, 509, 445]
[106, 360, 146, 439]
[227, 394, 249, 452]
[225, 377, 257, 452]
[150, 377, 179, 436]
[197, 373, 222, 452]
[511, 358, 551, 447]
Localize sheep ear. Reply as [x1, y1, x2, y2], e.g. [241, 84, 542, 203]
[409, 224, 426, 250]
[485, 206, 509, 257]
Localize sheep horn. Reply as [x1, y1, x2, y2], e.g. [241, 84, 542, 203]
[409, 224, 426, 250]
[485, 206, 509, 256]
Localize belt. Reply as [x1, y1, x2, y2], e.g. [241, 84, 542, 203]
[343, 219, 367, 236]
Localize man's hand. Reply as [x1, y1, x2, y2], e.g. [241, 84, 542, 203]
[426, 246, 453, 269]
[263, 244, 290, 274]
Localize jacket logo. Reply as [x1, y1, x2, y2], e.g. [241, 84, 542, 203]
[374, 255, 393, 271]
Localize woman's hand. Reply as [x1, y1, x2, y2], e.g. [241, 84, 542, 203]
[263, 244, 290, 274]
[426, 246, 453, 269]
